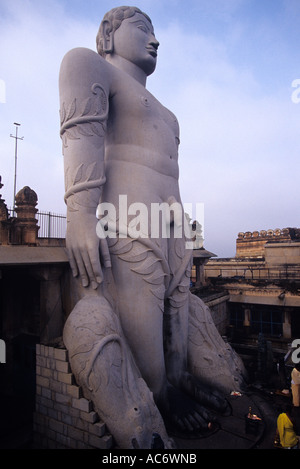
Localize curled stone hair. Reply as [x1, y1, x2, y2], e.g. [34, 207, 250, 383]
[96, 5, 152, 57]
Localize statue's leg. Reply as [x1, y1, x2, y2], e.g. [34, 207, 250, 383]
[63, 291, 174, 449]
[163, 236, 244, 412]
[163, 256, 230, 416]
[108, 237, 216, 433]
[109, 243, 167, 400]
[187, 292, 247, 393]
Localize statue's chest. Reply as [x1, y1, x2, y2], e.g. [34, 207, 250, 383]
[111, 82, 179, 136]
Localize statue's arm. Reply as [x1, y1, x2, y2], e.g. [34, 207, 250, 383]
[59, 48, 111, 288]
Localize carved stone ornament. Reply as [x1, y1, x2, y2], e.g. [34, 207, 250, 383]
[60, 83, 108, 148]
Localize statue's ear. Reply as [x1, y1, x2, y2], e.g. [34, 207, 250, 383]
[101, 20, 114, 54]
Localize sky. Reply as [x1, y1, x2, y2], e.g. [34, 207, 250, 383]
[0, 0, 299, 257]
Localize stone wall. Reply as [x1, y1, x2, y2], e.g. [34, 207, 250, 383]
[236, 228, 300, 258]
[34, 343, 113, 449]
[205, 293, 230, 336]
[265, 241, 300, 266]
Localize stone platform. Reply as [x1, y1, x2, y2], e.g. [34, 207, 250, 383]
[0, 388, 278, 451]
[33, 344, 279, 450]
[172, 393, 269, 450]
[0, 342, 282, 450]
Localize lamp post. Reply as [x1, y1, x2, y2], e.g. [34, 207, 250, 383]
[10, 122, 24, 216]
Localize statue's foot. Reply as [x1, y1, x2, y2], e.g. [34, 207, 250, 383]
[180, 372, 231, 416]
[158, 385, 217, 434]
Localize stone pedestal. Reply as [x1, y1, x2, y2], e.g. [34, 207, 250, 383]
[192, 248, 216, 287]
[14, 186, 39, 245]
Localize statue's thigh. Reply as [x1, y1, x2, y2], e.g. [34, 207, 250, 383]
[109, 241, 167, 371]
[109, 238, 167, 317]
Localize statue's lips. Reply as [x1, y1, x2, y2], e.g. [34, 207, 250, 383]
[146, 47, 158, 58]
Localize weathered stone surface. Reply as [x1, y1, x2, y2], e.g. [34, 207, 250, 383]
[34, 344, 113, 449]
[59, 5, 246, 449]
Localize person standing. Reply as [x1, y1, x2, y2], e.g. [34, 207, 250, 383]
[291, 364, 300, 407]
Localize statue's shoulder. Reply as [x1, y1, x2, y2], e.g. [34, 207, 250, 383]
[59, 47, 111, 83]
[61, 47, 109, 70]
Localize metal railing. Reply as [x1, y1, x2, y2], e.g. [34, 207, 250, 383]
[37, 211, 66, 238]
[206, 265, 300, 281]
[8, 208, 67, 239]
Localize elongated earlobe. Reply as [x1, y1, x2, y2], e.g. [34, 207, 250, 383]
[102, 20, 114, 54]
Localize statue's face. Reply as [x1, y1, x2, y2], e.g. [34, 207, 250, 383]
[112, 12, 159, 76]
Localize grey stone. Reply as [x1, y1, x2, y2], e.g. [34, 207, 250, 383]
[59, 5, 246, 449]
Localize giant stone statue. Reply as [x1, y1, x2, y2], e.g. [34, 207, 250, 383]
[59, 6, 246, 449]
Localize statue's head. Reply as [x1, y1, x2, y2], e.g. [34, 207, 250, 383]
[96, 6, 152, 57]
[96, 6, 159, 76]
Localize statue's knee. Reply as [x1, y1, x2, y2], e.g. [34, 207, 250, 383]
[63, 294, 120, 355]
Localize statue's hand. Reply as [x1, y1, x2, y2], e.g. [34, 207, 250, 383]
[66, 210, 111, 289]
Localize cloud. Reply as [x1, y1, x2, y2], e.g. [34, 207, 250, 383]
[0, 0, 98, 212]
[150, 23, 300, 256]
[0, 0, 299, 257]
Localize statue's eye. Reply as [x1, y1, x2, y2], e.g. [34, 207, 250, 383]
[137, 25, 147, 33]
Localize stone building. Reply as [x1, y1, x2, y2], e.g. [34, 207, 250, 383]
[0, 179, 70, 447]
[1, 180, 115, 449]
[205, 228, 300, 349]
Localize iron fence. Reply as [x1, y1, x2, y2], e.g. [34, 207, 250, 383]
[37, 211, 66, 238]
[207, 265, 300, 281]
[8, 208, 67, 239]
